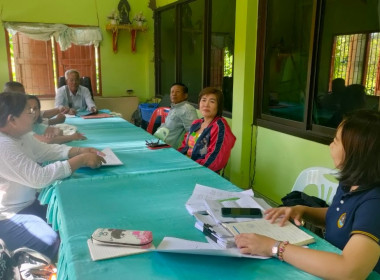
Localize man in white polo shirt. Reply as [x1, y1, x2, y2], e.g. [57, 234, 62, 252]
[55, 69, 97, 115]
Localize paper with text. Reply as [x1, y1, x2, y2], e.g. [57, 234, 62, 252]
[185, 184, 254, 214]
[224, 220, 315, 246]
[156, 237, 267, 259]
[101, 148, 123, 166]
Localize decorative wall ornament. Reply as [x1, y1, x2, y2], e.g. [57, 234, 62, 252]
[118, 0, 131, 24]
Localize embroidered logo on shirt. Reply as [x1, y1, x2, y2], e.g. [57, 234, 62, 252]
[337, 213, 346, 228]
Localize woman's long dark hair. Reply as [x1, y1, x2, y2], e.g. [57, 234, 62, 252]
[339, 110, 380, 187]
[0, 92, 27, 128]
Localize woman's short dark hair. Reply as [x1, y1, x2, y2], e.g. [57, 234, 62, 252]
[198, 87, 224, 117]
[0, 92, 27, 128]
[27, 95, 42, 123]
[3, 81, 25, 93]
[339, 110, 380, 187]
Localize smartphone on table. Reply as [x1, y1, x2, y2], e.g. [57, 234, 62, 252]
[221, 207, 263, 218]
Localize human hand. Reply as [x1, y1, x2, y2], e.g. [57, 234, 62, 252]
[68, 108, 76, 115]
[54, 127, 63, 136]
[235, 233, 277, 257]
[59, 106, 70, 114]
[55, 113, 66, 123]
[79, 147, 105, 157]
[70, 132, 87, 141]
[264, 206, 305, 226]
[90, 106, 97, 113]
[44, 126, 58, 138]
[80, 152, 106, 169]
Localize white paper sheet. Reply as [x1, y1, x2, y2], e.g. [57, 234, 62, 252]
[101, 148, 123, 166]
[223, 220, 315, 246]
[185, 184, 254, 214]
[156, 237, 267, 259]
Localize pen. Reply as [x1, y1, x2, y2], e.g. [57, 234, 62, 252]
[232, 226, 240, 234]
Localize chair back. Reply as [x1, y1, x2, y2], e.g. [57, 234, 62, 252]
[291, 167, 339, 205]
[57, 76, 94, 100]
[80, 77, 94, 99]
[147, 107, 170, 134]
[58, 76, 66, 88]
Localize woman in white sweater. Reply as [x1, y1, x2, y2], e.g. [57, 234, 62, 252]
[0, 92, 105, 260]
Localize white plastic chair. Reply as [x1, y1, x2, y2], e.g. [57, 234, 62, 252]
[291, 167, 339, 205]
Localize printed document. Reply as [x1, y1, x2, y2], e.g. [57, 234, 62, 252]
[185, 184, 254, 214]
[223, 220, 315, 246]
[156, 237, 268, 259]
[101, 148, 123, 166]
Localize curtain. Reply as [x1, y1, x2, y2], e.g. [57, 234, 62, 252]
[4, 22, 102, 51]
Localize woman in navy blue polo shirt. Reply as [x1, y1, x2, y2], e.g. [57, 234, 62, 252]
[235, 110, 380, 279]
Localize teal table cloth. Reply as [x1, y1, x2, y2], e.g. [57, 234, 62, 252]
[39, 117, 203, 228]
[39, 117, 379, 280]
[54, 169, 380, 280]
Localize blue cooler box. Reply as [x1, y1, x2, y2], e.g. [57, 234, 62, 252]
[139, 103, 159, 122]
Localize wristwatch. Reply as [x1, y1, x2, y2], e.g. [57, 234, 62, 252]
[271, 241, 281, 258]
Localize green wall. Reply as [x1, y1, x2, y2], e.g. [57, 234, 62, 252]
[0, 0, 155, 101]
[0, 0, 336, 203]
[254, 127, 334, 203]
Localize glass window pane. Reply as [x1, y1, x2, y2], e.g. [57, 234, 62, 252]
[314, 0, 380, 128]
[211, 0, 235, 112]
[181, 0, 204, 103]
[159, 7, 176, 96]
[261, 0, 313, 122]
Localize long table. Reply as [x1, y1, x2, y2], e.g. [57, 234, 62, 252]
[40, 116, 380, 280]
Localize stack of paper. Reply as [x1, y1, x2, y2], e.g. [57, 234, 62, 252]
[204, 196, 264, 223]
[185, 184, 255, 215]
[223, 220, 315, 246]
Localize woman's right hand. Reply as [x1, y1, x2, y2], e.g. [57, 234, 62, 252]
[80, 152, 106, 169]
[70, 132, 87, 141]
[264, 205, 306, 226]
[55, 113, 66, 123]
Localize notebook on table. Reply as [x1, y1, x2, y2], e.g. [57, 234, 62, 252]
[223, 219, 315, 246]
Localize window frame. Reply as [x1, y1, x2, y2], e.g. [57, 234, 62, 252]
[5, 27, 101, 98]
[254, 0, 337, 145]
[154, 0, 234, 118]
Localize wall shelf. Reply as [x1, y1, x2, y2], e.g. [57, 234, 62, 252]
[105, 23, 147, 53]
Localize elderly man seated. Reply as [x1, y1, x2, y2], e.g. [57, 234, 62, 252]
[55, 69, 97, 115]
[154, 83, 198, 149]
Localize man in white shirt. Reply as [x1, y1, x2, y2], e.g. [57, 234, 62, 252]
[55, 69, 97, 115]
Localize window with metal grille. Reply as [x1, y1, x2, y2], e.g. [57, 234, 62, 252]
[255, 0, 380, 143]
[330, 33, 380, 96]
